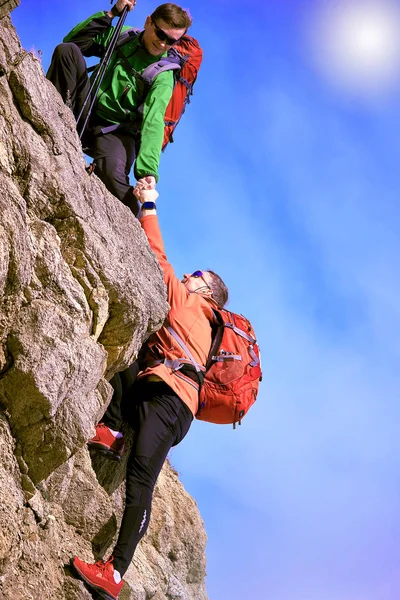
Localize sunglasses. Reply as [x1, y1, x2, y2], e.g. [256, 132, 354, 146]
[151, 19, 182, 46]
[190, 270, 211, 291]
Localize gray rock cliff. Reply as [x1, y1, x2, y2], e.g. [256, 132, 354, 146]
[0, 2, 208, 598]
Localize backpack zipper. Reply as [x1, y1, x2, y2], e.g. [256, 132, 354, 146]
[120, 84, 131, 104]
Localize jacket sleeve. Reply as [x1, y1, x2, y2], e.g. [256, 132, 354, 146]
[134, 71, 174, 183]
[140, 214, 190, 307]
[63, 11, 116, 56]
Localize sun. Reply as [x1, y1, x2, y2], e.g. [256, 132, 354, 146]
[306, 0, 400, 96]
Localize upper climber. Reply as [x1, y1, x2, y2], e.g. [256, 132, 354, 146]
[47, 0, 192, 215]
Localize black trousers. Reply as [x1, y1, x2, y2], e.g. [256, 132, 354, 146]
[103, 376, 193, 576]
[47, 42, 139, 215]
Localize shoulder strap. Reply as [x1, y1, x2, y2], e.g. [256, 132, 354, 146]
[115, 28, 181, 85]
[115, 27, 142, 49]
[204, 309, 224, 370]
[165, 325, 206, 388]
[115, 49, 180, 90]
[166, 326, 203, 372]
[141, 55, 181, 84]
[114, 46, 149, 92]
[225, 321, 257, 344]
[206, 310, 259, 366]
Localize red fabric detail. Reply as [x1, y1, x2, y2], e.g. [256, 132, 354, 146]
[162, 35, 203, 149]
[196, 311, 262, 425]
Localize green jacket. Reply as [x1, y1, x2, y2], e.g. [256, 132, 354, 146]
[64, 11, 174, 182]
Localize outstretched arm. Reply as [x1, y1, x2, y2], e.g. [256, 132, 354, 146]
[135, 189, 190, 307]
[133, 71, 174, 188]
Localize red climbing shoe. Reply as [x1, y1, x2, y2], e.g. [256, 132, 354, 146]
[72, 556, 124, 600]
[87, 423, 125, 460]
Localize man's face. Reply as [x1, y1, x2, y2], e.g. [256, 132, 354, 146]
[142, 16, 186, 56]
[182, 271, 213, 295]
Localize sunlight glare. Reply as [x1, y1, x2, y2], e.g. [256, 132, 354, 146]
[307, 0, 400, 97]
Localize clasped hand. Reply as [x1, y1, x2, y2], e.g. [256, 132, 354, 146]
[112, 0, 136, 16]
[135, 188, 159, 204]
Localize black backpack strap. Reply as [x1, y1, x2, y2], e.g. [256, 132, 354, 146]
[204, 309, 224, 370]
[86, 28, 142, 84]
[110, 46, 150, 124]
[179, 363, 205, 387]
[115, 46, 150, 90]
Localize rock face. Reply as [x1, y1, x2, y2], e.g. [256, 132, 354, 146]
[0, 3, 208, 599]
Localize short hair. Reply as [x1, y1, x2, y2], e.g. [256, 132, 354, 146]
[206, 270, 229, 308]
[151, 3, 193, 30]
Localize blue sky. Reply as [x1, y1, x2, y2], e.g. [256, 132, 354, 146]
[12, 1, 400, 599]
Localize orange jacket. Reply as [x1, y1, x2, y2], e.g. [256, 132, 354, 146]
[138, 214, 219, 416]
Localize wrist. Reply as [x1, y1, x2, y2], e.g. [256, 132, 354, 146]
[142, 201, 157, 211]
[109, 5, 119, 17]
[141, 201, 157, 216]
[141, 209, 157, 217]
[141, 202, 157, 217]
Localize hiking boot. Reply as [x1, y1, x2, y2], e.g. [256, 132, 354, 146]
[72, 556, 124, 600]
[88, 423, 125, 460]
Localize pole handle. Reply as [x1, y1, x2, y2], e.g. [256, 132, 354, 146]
[77, 5, 130, 138]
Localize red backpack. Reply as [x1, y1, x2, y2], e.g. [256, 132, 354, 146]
[197, 309, 261, 427]
[167, 309, 262, 428]
[116, 29, 203, 149]
[159, 36, 202, 149]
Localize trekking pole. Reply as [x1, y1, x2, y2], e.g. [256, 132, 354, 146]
[77, 5, 129, 139]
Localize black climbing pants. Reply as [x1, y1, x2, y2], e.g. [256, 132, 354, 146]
[46, 42, 139, 215]
[103, 377, 193, 577]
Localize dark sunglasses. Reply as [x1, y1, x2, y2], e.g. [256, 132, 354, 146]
[191, 270, 205, 278]
[187, 270, 212, 293]
[151, 19, 182, 46]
